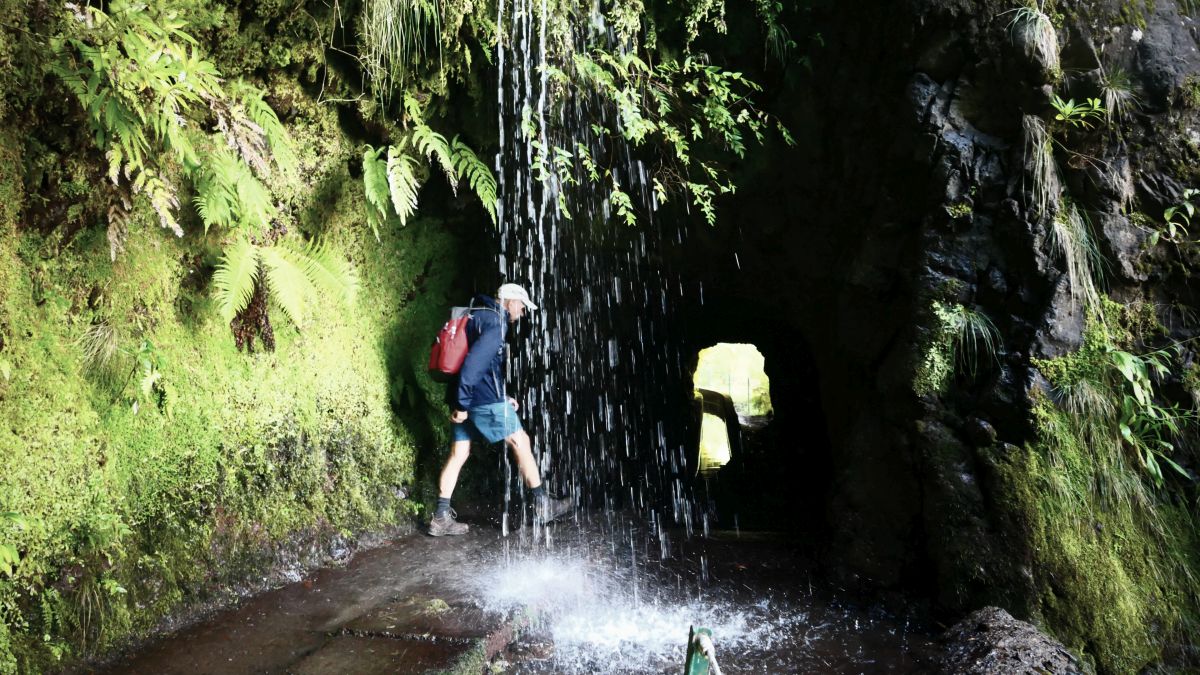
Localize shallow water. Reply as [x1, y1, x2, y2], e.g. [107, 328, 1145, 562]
[481, 517, 935, 673]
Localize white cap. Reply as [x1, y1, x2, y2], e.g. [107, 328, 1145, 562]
[497, 283, 539, 310]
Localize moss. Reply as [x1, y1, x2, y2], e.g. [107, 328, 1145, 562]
[990, 399, 1200, 673]
[913, 301, 959, 397]
[1008, 294, 1200, 672]
[945, 201, 973, 219]
[1032, 296, 1162, 388]
[1116, 0, 1156, 29]
[0, 53, 464, 672]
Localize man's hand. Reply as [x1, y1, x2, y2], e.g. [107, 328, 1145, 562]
[507, 397, 519, 411]
[451, 409, 468, 423]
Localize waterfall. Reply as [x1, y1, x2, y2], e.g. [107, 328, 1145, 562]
[494, 0, 700, 537]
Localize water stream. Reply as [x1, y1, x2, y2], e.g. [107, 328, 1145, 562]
[494, 0, 698, 530]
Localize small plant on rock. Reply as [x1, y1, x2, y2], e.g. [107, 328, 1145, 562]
[944, 303, 1003, 378]
[1099, 66, 1141, 125]
[1050, 203, 1105, 311]
[1050, 95, 1107, 129]
[1002, 2, 1060, 76]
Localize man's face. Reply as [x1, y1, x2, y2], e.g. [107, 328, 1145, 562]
[504, 299, 525, 322]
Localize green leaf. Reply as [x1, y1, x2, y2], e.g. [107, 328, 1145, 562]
[0, 543, 18, 577]
[386, 146, 422, 226]
[297, 242, 358, 306]
[259, 245, 314, 328]
[212, 238, 260, 323]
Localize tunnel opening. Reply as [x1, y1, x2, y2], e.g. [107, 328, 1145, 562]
[686, 338, 833, 538]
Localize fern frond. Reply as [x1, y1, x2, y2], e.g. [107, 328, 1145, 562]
[362, 145, 392, 238]
[234, 163, 276, 231]
[106, 188, 132, 260]
[451, 136, 497, 224]
[386, 146, 422, 226]
[297, 242, 358, 306]
[131, 168, 182, 236]
[213, 238, 261, 323]
[214, 98, 270, 178]
[412, 123, 456, 192]
[193, 148, 240, 233]
[259, 245, 315, 328]
[235, 82, 298, 176]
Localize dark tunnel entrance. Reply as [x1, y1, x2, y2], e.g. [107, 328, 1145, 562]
[686, 340, 833, 537]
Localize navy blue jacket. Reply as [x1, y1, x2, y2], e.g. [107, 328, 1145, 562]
[452, 295, 508, 411]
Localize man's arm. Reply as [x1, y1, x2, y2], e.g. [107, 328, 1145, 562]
[455, 313, 503, 411]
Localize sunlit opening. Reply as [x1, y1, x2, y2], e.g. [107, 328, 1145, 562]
[694, 343, 773, 417]
[698, 413, 732, 473]
[693, 344, 772, 473]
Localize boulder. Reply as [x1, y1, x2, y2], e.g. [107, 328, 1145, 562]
[936, 607, 1085, 674]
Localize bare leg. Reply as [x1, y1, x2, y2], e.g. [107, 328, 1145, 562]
[438, 440, 472, 498]
[504, 430, 543, 489]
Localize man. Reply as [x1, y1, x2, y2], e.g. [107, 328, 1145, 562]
[428, 283, 573, 536]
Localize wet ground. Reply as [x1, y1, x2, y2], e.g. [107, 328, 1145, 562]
[94, 513, 936, 674]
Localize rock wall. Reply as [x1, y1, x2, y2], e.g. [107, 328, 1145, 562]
[670, 0, 1200, 671]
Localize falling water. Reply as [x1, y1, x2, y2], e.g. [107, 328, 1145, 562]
[483, 4, 935, 670]
[494, 0, 698, 528]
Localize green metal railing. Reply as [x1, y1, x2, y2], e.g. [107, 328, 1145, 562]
[684, 626, 723, 675]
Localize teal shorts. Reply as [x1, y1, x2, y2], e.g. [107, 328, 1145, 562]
[452, 400, 522, 444]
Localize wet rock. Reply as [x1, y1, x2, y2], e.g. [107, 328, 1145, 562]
[1033, 276, 1086, 358]
[936, 607, 1084, 674]
[964, 418, 997, 447]
[1137, 3, 1200, 109]
[1094, 212, 1149, 282]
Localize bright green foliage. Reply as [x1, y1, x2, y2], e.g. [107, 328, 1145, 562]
[193, 146, 277, 234]
[1033, 298, 1190, 490]
[361, 0, 444, 107]
[214, 239, 358, 328]
[1051, 95, 1107, 129]
[0, 514, 25, 578]
[387, 145, 423, 226]
[49, 0, 225, 240]
[546, 50, 788, 225]
[914, 302, 1001, 397]
[363, 146, 394, 238]
[451, 138, 498, 223]
[1159, 188, 1199, 244]
[362, 131, 496, 234]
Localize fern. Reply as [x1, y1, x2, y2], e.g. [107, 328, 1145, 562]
[213, 238, 261, 323]
[412, 124, 457, 192]
[451, 137, 497, 224]
[232, 80, 298, 177]
[387, 146, 422, 226]
[131, 168, 182, 237]
[298, 242, 359, 306]
[363, 145, 392, 238]
[53, 0, 290, 254]
[106, 187, 133, 261]
[194, 147, 276, 234]
[259, 245, 313, 327]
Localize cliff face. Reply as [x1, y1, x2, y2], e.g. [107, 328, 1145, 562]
[670, 1, 1200, 671]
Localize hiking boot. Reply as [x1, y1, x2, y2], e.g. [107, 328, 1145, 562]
[428, 510, 469, 536]
[535, 496, 573, 525]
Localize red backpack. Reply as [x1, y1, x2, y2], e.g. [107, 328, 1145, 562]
[428, 305, 474, 382]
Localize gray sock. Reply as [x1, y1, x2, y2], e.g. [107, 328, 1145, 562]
[435, 497, 451, 517]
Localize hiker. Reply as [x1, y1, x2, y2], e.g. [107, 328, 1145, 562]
[428, 283, 573, 536]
